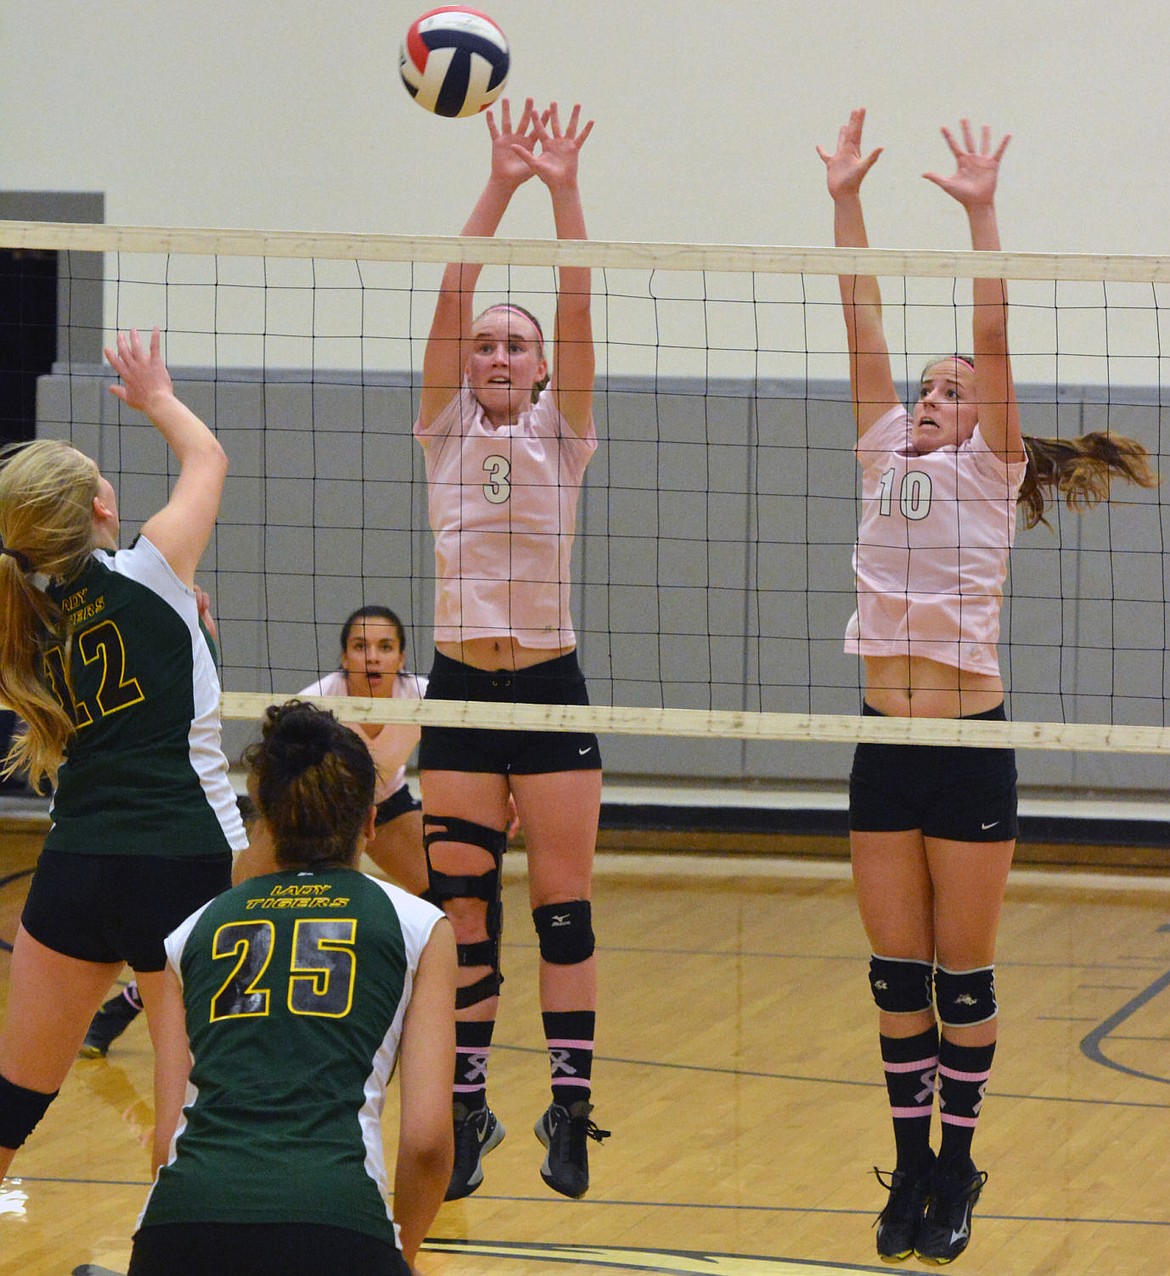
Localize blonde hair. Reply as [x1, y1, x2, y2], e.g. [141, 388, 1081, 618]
[1020, 432, 1159, 529]
[0, 440, 102, 789]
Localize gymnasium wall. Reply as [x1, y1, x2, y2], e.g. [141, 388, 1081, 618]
[4, 2, 1170, 259]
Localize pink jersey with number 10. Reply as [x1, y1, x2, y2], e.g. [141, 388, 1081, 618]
[846, 406, 1028, 676]
[415, 384, 597, 649]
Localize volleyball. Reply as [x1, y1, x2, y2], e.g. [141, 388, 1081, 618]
[399, 7, 510, 119]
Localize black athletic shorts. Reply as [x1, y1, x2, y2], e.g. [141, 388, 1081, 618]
[376, 782, 421, 826]
[849, 703, 1018, 842]
[419, 649, 602, 775]
[129, 1221, 409, 1276]
[21, 849, 232, 971]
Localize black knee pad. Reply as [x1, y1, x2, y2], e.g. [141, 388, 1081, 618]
[868, 955, 935, 1015]
[934, 964, 997, 1027]
[423, 814, 507, 1010]
[532, 899, 595, 965]
[0, 1073, 58, 1151]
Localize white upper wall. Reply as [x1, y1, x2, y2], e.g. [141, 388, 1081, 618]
[4, 0, 1165, 256]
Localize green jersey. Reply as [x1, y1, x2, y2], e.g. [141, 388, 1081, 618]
[43, 537, 244, 857]
[139, 867, 443, 1247]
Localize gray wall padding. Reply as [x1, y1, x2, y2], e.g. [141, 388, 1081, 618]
[37, 366, 1170, 792]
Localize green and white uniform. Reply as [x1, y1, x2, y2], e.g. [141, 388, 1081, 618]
[43, 536, 244, 856]
[138, 868, 443, 1249]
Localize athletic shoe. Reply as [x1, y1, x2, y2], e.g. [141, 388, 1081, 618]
[914, 1155, 989, 1265]
[79, 989, 143, 1059]
[872, 1151, 934, 1264]
[445, 1102, 505, 1200]
[533, 1100, 611, 1199]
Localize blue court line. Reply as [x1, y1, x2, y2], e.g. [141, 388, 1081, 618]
[1080, 964, 1170, 1085]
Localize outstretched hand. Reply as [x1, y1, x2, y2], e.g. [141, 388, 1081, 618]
[923, 119, 1010, 209]
[485, 96, 542, 186]
[483, 97, 593, 194]
[521, 101, 593, 191]
[817, 107, 882, 199]
[105, 327, 175, 412]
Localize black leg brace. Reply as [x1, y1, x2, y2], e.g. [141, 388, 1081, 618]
[423, 813, 507, 1010]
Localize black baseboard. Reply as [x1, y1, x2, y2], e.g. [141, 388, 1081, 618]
[600, 802, 1170, 850]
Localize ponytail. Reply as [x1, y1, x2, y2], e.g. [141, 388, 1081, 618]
[0, 441, 101, 789]
[1019, 431, 1159, 530]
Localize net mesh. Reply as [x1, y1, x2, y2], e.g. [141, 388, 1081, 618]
[4, 220, 1169, 758]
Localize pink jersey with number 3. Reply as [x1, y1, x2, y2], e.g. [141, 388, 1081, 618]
[415, 384, 597, 648]
[846, 406, 1028, 675]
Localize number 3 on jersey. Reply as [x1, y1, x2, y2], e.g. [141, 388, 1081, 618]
[483, 454, 511, 504]
[210, 918, 358, 1021]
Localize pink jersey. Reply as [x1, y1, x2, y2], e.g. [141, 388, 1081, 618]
[299, 670, 427, 803]
[415, 384, 597, 648]
[846, 406, 1028, 675]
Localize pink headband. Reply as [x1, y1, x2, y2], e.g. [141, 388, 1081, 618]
[479, 304, 545, 345]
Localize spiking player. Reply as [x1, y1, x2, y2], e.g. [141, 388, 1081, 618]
[0, 328, 245, 1181]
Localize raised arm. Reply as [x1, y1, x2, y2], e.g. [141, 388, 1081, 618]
[392, 918, 457, 1268]
[818, 109, 899, 436]
[418, 98, 541, 429]
[924, 121, 1024, 463]
[816, 105, 898, 433]
[525, 102, 595, 437]
[104, 328, 228, 586]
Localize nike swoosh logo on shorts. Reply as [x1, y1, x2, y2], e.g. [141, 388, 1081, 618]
[578, 746, 593, 756]
[981, 821, 999, 830]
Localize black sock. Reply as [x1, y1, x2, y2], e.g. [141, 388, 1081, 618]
[453, 1019, 495, 1111]
[937, 1037, 996, 1169]
[542, 1009, 595, 1110]
[880, 1025, 939, 1173]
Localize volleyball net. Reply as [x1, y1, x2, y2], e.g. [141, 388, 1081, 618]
[3, 220, 1170, 764]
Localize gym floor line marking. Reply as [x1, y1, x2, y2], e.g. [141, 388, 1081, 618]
[420, 1238, 894, 1274]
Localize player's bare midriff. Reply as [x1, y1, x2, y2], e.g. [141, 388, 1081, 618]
[437, 635, 577, 672]
[863, 653, 1005, 719]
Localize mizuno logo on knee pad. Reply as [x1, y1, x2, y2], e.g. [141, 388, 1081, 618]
[533, 900, 595, 965]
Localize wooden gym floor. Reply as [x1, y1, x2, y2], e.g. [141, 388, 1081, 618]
[1, 807, 1168, 1276]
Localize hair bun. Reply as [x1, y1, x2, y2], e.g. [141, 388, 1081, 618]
[275, 705, 332, 772]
